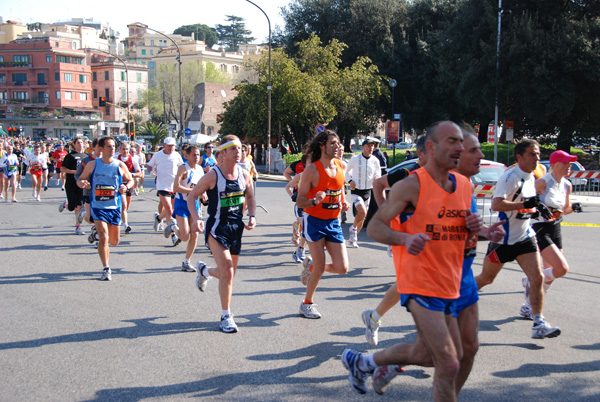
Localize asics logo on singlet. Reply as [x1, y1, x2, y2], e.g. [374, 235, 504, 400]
[437, 206, 467, 219]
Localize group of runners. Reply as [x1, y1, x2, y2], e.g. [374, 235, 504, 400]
[3, 123, 578, 398]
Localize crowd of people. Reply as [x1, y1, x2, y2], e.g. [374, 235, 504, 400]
[2, 123, 578, 399]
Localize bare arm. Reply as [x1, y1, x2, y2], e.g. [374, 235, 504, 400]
[491, 197, 526, 212]
[172, 165, 189, 194]
[372, 174, 391, 207]
[283, 166, 294, 181]
[118, 162, 134, 193]
[296, 164, 323, 209]
[563, 181, 573, 215]
[285, 174, 301, 196]
[244, 170, 257, 230]
[76, 160, 96, 189]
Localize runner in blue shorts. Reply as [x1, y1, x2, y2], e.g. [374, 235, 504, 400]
[77, 137, 134, 282]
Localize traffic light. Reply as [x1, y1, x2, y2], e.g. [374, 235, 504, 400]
[99, 97, 107, 106]
[7, 126, 12, 136]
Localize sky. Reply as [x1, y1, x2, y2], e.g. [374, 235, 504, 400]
[0, 0, 292, 44]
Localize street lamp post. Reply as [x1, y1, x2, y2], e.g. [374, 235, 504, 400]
[389, 79, 397, 163]
[494, 0, 503, 162]
[245, 0, 271, 173]
[146, 26, 183, 140]
[87, 48, 129, 137]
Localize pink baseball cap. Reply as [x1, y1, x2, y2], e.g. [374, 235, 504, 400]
[549, 150, 577, 165]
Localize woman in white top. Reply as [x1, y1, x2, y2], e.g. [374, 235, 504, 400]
[531, 150, 575, 295]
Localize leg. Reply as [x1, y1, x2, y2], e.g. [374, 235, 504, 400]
[107, 223, 120, 246]
[95, 220, 111, 267]
[84, 202, 92, 224]
[455, 303, 479, 394]
[409, 301, 461, 402]
[475, 258, 504, 290]
[515, 252, 544, 315]
[207, 235, 238, 311]
[353, 202, 367, 234]
[540, 245, 569, 283]
[121, 195, 129, 225]
[158, 194, 174, 225]
[373, 334, 433, 367]
[176, 215, 191, 242]
[375, 285, 401, 318]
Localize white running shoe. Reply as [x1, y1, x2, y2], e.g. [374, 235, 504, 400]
[220, 314, 238, 333]
[88, 226, 98, 244]
[17, 183, 21, 189]
[292, 250, 302, 263]
[181, 261, 196, 272]
[301, 256, 312, 286]
[532, 320, 561, 339]
[32, 190, 37, 198]
[100, 268, 112, 281]
[153, 213, 161, 231]
[171, 234, 181, 246]
[520, 302, 533, 320]
[59, 200, 67, 213]
[372, 365, 404, 395]
[299, 302, 322, 319]
[0, 194, 4, 199]
[163, 223, 175, 238]
[75, 227, 84, 235]
[341, 348, 368, 394]
[298, 247, 306, 261]
[36, 194, 41, 202]
[361, 309, 381, 346]
[195, 262, 210, 292]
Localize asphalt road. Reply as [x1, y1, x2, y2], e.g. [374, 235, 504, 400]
[1, 176, 599, 401]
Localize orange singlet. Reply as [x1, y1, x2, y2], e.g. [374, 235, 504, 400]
[391, 168, 472, 299]
[304, 159, 345, 220]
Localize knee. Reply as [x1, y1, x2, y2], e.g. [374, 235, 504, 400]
[461, 338, 479, 363]
[110, 239, 119, 246]
[220, 266, 235, 282]
[437, 356, 461, 378]
[554, 262, 570, 278]
[528, 271, 544, 288]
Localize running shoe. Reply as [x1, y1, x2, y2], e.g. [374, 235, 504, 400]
[44, 185, 48, 191]
[220, 314, 238, 333]
[17, 183, 21, 189]
[75, 227, 84, 235]
[299, 302, 322, 319]
[298, 247, 306, 261]
[181, 260, 196, 272]
[348, 228, 359, 248]
[163, 223, 175, 238]
[100, 268, 112, 281]
[532, 321, 561, 339]
[36, 194, 41, 202]
[387, 245, 393, 257]
[341, 349, 368, 394]
[292, 250, 302, 263]
[361, 309, 381, 346]
[61, 186, 65, 191]
[12, 198, 17, 203]
[153, 213, 161, 231]
[56, 179, 60, 186]
[88, 226, 98, 244]
[134, 188, 139, 196]
[301, 256, 312, 286]
[372, 365, 405, 395]
[77, 208, 86, 224]
[195, 262, 210, 292]
[32, 190, 37, 198]
[171, 234, 181, 247]
[522, 277, 530, 302]
[520, 302, 533, 320]
[125, 225, 132, 234]
[0, 194, 4, 199]
[58, 200, 67, 213]
[140, 186, 144, 192]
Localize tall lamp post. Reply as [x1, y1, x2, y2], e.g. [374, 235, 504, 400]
[87, 48, 129, 136]
[493, 0, 503, 162]
[245, 0, 272, 173]
[146, 26, 183, 140]
[389, 79, 397, 162]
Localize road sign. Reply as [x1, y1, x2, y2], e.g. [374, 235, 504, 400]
[315, 124, 325, 134]
[386, 121, 400, 143]
[184, 128, 192, 136]
[487, 124, 495, 143]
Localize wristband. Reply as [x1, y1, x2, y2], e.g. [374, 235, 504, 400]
[248, 215, 255, 218]
[311, 198, 317, 207]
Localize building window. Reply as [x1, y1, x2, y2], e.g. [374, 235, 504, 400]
[80, 92, 87, 100]
[220, 64, 227, 72]
[56, 91, 61, 99]
[46, 55, 53, 63]
[64, 73, 72, 82]
[92, 72, 97, 81]
[0, 56, 3, 62]
[137, 73, 142, 83]
[121, 88, 126, 101]
[0, 92, 7, 100]
[141, 49, 146, 55]
[232, 65, 239, 73]
[65, 91, 72, 100]
[13, 55, 29, 63]
[137, 89, 142, 100]
[0, 73, 5, 83]
[55, 72, 60, 81]
[105, 71, 109, 80]
[105, 88, 110, 99]
[93, 89, 97, 98]
[14, 91, 29, 100]
[149, 61, 155, 69]
[150, 50, 153, 55]
[72, 57, 84, 65]
[151, 39, 155, 46]
[79, 74, 87, 83]
[121, 71, 126, 81]
[105, 106, 110, 115]
[56, 55, 70, 63]
[12, 73, 27, 84]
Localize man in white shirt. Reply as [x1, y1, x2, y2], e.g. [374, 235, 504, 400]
[344, 137, 381, 248]
[146, 137, 183, 236]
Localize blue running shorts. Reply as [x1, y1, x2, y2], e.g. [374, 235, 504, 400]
[303, 214, 344, 243]
[401, 294, 458, 317]
[91, 208, 121, 226]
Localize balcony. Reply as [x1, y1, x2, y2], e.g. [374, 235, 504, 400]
[0, 62, 32, 68]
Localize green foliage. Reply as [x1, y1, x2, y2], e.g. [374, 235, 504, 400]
[173, 24, 218, 47]
[215, 15, 255, 51]
[283, 152, 302, 166]
[138, 122, 168, 150]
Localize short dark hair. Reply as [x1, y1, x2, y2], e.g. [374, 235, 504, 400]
[514, 139, 539, 159]
[185, 145, 198, 155]
[99, 136, 115, 148]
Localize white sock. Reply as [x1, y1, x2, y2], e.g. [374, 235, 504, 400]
[543, 268, 555, 292]
[372, 310, 382, 322]
[201, 265, 209, 278]
[184, 258, 190, 264]
[222, 309, 231, 318]
[358, 353, 377, 373]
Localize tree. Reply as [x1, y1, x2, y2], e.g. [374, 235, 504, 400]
[215, 15, 256, 51]
[173, 24, 218, 48]
[138, 121, 168, 150]
[220, 34, 386, 153]
[140, 62, 229, 128]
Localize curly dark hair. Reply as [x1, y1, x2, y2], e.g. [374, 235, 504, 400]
[307, 129, 339, 162]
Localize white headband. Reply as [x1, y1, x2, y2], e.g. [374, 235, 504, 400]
[219, 139, 242, 151]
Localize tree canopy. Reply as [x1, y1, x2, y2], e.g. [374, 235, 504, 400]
[173, 24, 218, 48]
[215, 15, 256, 51]
[219, 34, 386, 152]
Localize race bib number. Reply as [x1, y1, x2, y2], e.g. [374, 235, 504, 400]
[95, 184, 116, 201]
[321, 188, 342, 210]
[30, 164, 42, 173]
[7, 165, 17, 171]
[220, 191, 245, 209]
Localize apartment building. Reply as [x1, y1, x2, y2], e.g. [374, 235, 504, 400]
[0, 20, 27, 44]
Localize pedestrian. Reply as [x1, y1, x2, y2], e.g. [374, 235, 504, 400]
[188, 135, 257, 333]
[296, 129, 350, 319]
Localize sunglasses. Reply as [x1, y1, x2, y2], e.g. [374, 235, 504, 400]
[206, 146, 214, 149]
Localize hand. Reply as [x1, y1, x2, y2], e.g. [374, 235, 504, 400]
[342, 201, 350, 212]
[245, 216, 256, 230]
[487, 220, 506, 243]
[190, 218, 203, 233]
[523, 195, 540, 209]
[465, 210, 483, 234]
[314, 191, 326, 205]
[349, 180, 356, 189]
[405, 233, 430, 255]
[119, 184, 127, 194]
[537, 202, 554, 220]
